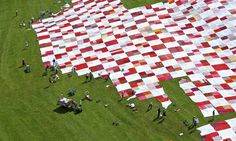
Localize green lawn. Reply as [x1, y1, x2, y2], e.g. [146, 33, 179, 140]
[122, 0, 163, 9]
[0, 0, 235, 141]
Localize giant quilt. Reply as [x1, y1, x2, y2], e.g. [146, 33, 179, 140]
[32, 0, 236, 112]
[198, 118, 236, 141]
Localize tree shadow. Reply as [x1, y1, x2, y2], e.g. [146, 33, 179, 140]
[53, 106, 73, 114]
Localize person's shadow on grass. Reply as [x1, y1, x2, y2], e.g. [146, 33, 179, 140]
[157, 118, 165, 124]
[44, 84, 51, 89]
[189, 128, 196, 134]
[208, 119, 214, 123]
[53, 106, 73, 114]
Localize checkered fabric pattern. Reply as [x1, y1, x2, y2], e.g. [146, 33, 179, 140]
[32, 0, 236, 110]
[179, 78, 236, 117]
[198, 118, 236, 141]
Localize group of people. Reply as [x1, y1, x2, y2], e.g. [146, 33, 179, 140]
[58, 96, 83, 113]
[46, 59, 60, 84]
[57, 89, 95, 114]
[22, 55, 203, 130]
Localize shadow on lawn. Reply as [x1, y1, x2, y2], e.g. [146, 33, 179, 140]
[152, 117, 165, 123]
[53, 106, 83, 115]
[53, 106, 73, 114]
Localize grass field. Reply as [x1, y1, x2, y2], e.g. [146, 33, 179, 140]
[0, 0, 236, 140]
[122, 0, 163, 9]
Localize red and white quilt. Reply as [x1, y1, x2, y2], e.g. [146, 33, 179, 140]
[32, 0, 236, 111]
[198, 118, 236, 141]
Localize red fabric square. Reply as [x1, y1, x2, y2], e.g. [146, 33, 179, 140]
[211, 121, 230, 131]
[212, 64, 229, 71]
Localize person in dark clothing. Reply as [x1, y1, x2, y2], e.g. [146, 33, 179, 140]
[89, 72, 93, 81]
[105, 73, 110, 82]
[192, 116, 199, 128]
[132, 90, 136, 95]
[72, 66, 76, 73]
[25, 65, 31, 73]
[16, 9, 18, 17]
[112, 121, 119, 126]
[85, 73, 89, 82]
[22, 59, 26, 66]
[212, 110, 215, 120]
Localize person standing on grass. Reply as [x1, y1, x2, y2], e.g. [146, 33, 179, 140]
[16, 9, 18, 17]
[72, 66, 76, 73]
[31, 16, 34, 24]
[89, 72, 93, 81]
[85, 73, 89, 82]
[212, 110, 215, 120]
[192, 116, 199, 128]
[25, 65, 31, 73]
[22, 58, 26, 66]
